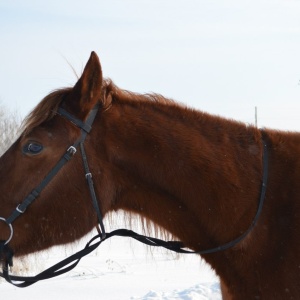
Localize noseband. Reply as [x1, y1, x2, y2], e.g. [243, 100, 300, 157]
[0, 103, 269, 287]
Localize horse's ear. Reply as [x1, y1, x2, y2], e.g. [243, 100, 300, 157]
[65, 51, 103, 120]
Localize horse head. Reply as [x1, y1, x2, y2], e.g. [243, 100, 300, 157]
[0, 52, 111, 256]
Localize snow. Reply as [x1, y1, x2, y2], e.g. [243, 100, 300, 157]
[0, 232, 221, 299]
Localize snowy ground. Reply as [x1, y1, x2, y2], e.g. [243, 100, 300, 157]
[1, 219, 221, 300]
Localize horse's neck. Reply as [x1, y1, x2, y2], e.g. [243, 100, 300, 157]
[97, 97, 300, 298]
[99, 99, 262, 249]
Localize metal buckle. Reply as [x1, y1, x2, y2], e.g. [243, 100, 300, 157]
[16, 204, 26, 214]
[85, 172, 92, 179]
[67, 146, 77, 155]
[0, 217, 14, 245]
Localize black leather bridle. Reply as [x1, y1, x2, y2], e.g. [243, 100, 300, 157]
[0, 103, 269, 287]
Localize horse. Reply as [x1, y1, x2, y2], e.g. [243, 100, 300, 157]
[1, 52, 300, 299]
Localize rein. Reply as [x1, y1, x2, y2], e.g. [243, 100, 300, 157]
[0, 104, 269, 287]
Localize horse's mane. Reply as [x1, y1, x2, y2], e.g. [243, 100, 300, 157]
[22, 88, 72, 135]
[105, 79, 182, 109]
[22, 79, 180, 136]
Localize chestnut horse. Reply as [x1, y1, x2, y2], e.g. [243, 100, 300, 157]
[1, 52, 300, 299]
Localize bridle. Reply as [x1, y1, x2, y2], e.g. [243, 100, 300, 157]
[1, 104, 105, 241]
[0, 103, 269, 287]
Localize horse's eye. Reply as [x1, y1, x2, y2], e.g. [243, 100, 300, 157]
[23, 143, 44, 155]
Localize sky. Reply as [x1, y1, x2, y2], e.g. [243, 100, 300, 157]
[1, 0, 300, 130]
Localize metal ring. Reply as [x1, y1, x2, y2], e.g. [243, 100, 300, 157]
[0, 217, 14, 245]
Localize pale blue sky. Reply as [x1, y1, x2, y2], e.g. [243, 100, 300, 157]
[1, 0, 300, 130]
